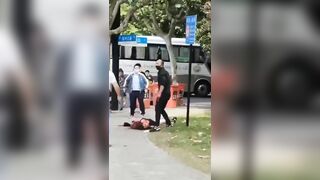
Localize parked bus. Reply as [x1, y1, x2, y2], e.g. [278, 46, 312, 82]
[112, 36, 211, 97]
[215, 0, 320, 108]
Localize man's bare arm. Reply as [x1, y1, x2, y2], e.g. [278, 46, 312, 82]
[112, 82, 121, 97]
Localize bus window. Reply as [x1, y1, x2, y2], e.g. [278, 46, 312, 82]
[131, 47, 137, 59]
[148, 45, 170, 61]
[136, 47, 146, 60]
[177, 47, 190, 63]
[149, 46, 158, 60]
[160, 47, 169, 61]
[124, 46, 132, 59]
[120, 46, 125, 59]
[173, 46, 179, 57]
[194, 47, 205, 63]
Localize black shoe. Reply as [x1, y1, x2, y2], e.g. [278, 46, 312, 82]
[150, 126, 161, 132]
[172, 117, 177, 124]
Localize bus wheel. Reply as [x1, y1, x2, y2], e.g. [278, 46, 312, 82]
[195, 81, 210, 97]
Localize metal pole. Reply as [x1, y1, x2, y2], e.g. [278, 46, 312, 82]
[110, 7, 120, 111]
[186, 44, 193, 127]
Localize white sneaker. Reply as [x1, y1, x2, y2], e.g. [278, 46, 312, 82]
[150, 126, 161, 132]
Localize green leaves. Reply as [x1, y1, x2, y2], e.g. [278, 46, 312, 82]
[196, 1, 211, 53]
[118, 0, 211, 38]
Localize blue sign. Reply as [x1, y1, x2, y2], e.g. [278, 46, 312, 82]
[185, 15, 197, 44]
[136, 37, 147, 44]
[118, 35, 136, 42]
[118, 35, 148, 47]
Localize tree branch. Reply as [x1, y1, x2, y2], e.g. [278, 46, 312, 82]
[110, 0, 117, 12]
[110, 0, 149, 35]
[165, 3, 173, 20]
[144, 21, 158, 35]
[110, 10, 132, 35]
[175, 7, 185, 20]
[168, 18, 176, 36]
[110, 0, 127, 28]
[149, 7, 165, 36]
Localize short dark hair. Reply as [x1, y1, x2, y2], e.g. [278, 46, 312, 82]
[145, 70, 150, 73]
[131, 121, 144, 130]
[134, 63, 141, 68]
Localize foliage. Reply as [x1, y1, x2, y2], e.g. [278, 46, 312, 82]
[197, 1, 211, 54]
[118, 0, 211, 82]
[110, 0, 149, 35]
[124, 0, 208, 37]
[122, 0, 211, 53]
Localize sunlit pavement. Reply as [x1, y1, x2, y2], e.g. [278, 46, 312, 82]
[109, 105, 211, 180]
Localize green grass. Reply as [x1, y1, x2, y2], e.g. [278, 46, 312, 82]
[148, 115, 211, 174]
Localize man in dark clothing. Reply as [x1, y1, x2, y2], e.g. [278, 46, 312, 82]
[154, 59, 172, 131]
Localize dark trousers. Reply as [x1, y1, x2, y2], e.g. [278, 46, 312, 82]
[2, 87, 28, 150]
[155, 93, 171, 126]
[130, 91, 145, 116]
[66, 92, 107, 165]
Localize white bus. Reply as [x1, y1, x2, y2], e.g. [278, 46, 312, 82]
[112, 36, 211, 97]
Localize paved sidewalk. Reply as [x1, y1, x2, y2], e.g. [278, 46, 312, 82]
[109, 107, 211, 180]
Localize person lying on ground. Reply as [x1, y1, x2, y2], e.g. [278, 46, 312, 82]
[123, 117, 177, 131]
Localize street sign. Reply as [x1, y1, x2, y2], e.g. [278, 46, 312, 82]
[136, 37, 147, 46]
[185, 15, 197, 44]
[118, 35, 148, 47]
[118, 34, 136, 42]
[185, 15, 197, 127]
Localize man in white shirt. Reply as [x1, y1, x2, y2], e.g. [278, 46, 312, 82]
[109, 71, 121, 103]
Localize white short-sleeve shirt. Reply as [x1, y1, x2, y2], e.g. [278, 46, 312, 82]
[0, 28, 24, 92]
[109, 71, 117, 91]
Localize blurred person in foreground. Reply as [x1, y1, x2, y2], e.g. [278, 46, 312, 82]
[0, 27, 36, 151]
[56, 4, 108, 167]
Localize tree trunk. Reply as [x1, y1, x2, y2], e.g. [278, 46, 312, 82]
[163, 35, 178, 85]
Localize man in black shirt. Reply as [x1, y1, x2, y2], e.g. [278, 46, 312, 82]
[154, 59, 172, 130]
